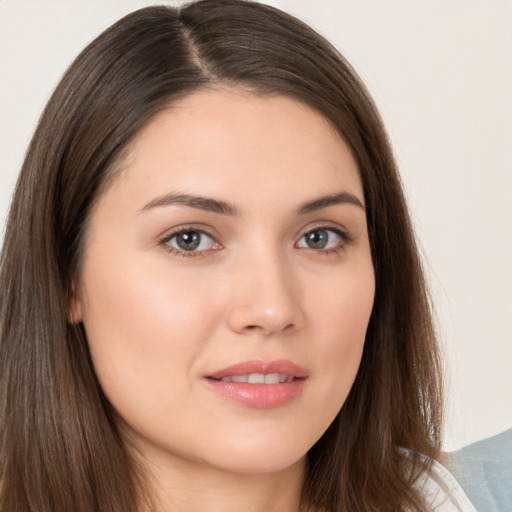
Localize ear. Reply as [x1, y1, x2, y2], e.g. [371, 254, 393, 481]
[68, 284, 83, 324]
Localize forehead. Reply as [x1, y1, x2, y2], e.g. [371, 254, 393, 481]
[101, 88, 363, 213]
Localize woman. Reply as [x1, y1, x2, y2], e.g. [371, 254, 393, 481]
[0, 1, 476, 511]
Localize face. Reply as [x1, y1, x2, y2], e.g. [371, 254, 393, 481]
[73, 89, 375, 477]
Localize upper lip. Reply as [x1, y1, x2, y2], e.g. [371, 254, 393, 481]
[206, 359, 308, 380]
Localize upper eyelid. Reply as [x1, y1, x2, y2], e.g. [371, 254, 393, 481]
[296, 221, 351, 240]
[158, 224, 219, 244]
[296, 226, 351, 247]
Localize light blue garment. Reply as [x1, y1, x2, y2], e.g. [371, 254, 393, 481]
[449, 428, 512, 512]
[418, 458, 477, 511]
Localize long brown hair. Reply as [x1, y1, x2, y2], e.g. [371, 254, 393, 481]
[0, 2, 442, 511]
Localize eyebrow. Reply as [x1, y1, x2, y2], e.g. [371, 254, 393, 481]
[140, 191, 365, 216]
[140, 193, 241, 216]
[298, 192, 365, 214]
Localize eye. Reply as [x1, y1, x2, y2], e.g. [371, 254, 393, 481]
[162, 229, 219, 254]
[296, 227, 347, 251]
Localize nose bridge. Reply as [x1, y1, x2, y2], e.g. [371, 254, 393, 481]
[227, 241, 302, 335]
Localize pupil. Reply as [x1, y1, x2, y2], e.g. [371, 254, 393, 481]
[177, 232, 200, 251]
[307, 230, 328, 249]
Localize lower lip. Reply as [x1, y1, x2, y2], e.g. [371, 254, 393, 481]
[205, 378, 307, 408]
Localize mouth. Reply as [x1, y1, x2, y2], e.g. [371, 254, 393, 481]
[204, 360, 308, 408]
[212, 373, 295, 384]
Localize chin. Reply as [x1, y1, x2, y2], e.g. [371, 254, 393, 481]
[193, 428, 315, 476]
[206, 449, 306, 476]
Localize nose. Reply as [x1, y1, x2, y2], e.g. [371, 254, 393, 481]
[227, 251, 304, 337]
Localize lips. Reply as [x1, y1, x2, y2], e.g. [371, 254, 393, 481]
[207, 359, 308, 380]
[204, 359, 308, 408]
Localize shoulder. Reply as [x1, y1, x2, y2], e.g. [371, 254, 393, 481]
[414, 458, 478, 512]
[448, 428, 512, 512]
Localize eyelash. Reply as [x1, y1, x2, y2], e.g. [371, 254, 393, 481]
[159, 225, 218, 259]
[158, 224, 353, 259]
[296, 224, 353, 255]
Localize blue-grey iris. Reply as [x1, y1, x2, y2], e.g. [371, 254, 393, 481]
[176, 232, 201, 251]
[305, 230, 328, 249]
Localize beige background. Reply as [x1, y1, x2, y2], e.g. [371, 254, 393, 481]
[1, 0, 511, 450]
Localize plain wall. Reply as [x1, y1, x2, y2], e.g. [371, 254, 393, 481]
[0, 0, 511, 450]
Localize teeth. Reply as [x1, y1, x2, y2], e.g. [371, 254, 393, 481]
[219, 373, 292, 384]
[264, 373, 280, 384]
[248, 373, 264, 384]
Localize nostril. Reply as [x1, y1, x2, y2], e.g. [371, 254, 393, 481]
[243, 324, 273, 335]
[243, 323, 295, 335]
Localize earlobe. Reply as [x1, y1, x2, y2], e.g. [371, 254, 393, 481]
[68, 285, 83, 324]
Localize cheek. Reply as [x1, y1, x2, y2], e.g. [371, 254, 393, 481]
[305, 264, 374, 409]
[78, 253, 222, 421]
[309, 260, 374, 345]
[81, 249, 219, 347]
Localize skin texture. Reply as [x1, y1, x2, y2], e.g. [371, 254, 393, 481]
[72, 89, 375, 512]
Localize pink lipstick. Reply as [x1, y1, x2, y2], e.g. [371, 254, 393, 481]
[204, 359, 308, 409]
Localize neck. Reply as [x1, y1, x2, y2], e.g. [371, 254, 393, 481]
[136, 449, 306, 512]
